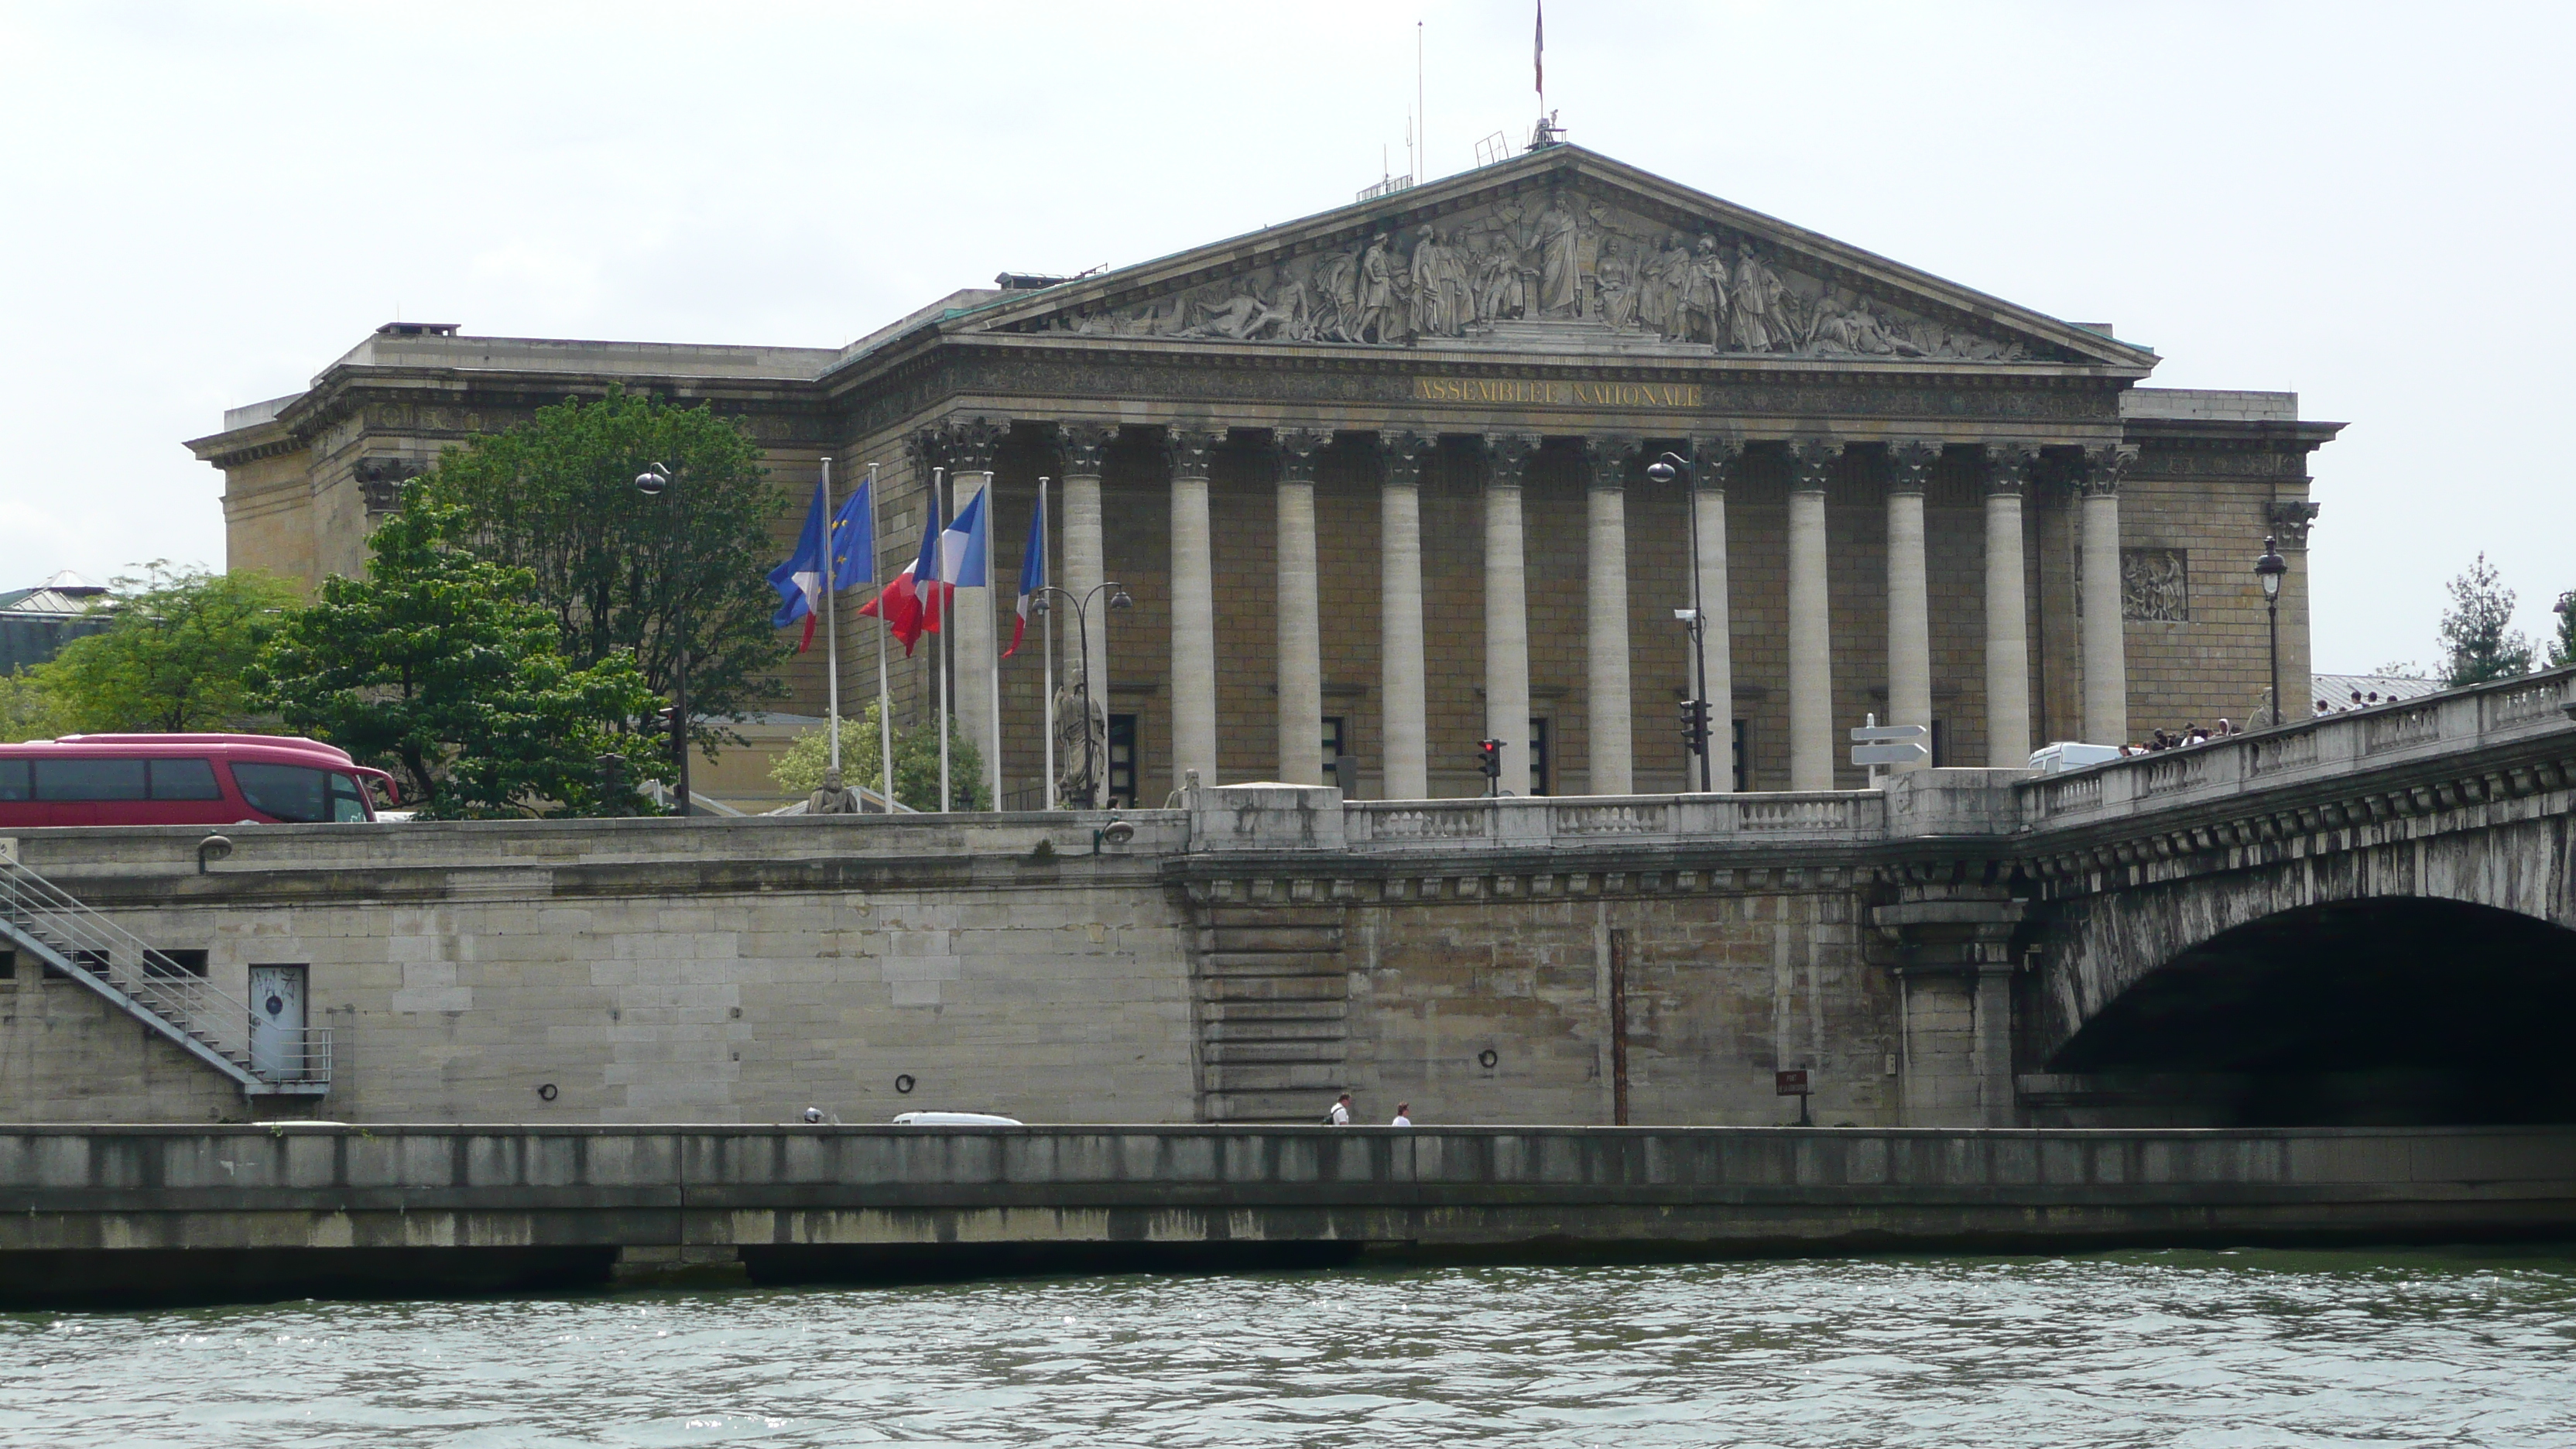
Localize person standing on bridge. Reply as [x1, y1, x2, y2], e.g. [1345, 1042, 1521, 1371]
[1390, 1103, 1413, 1127]
[1326, 1093, 1352, 1125]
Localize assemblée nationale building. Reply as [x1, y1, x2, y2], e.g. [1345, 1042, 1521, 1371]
[189, 143, 2340, 806]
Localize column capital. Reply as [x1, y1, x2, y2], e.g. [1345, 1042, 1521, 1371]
[1888, 440, 1940, 494]
[1160, 424, 1222, 480]
[1273, 427, 1330, 485]
[912, 416, 1008, 475]
[1985, 441, 2040, 495]
[1381, 430, 1437, 488]
[1057, 423, 1111, 478]
[1482, 432, 1541, 488]
[1687, 433, 1745, 487]
[2269, 498, 2321, 549]
[2080, 443, 2139, 498]
[1788, 437, 1842, 493]
[1580, 435, 1643, 491]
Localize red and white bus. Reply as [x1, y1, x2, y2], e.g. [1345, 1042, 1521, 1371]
[0, 735, 397, 827]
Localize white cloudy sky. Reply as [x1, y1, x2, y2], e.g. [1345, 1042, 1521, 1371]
[2, 1, 2568, 672]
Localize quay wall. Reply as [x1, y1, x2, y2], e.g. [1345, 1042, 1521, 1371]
[3, 1122, 2570, 1302]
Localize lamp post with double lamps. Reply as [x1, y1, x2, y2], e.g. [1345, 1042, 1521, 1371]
[1030, 580, 1132, 809]
[2254, 535, 2287, 728]
[635, 461, 692, 816]
[1645, 450, 1714, 790]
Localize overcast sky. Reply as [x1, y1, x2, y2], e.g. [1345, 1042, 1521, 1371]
[3, 2, 2567, 672]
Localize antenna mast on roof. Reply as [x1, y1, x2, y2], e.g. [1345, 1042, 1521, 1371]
[1416, 19, 1426, 182]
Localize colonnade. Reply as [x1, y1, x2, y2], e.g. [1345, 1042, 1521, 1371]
[995, 425, 2136, 800]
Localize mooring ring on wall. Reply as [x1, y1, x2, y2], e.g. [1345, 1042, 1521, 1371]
[536, 1083, 559, 1101]
[895, 1074, 916, 1094]
[1478, 1049, 1499, 1069]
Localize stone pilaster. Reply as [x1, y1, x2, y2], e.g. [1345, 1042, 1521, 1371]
[1164, 426, 1221, 791]
[1885, 442, 1937, 773]
[1787, 438, 1840, 791]
[2080, 444, 2136, 747]
[1983, 444, 2036, 766]
[1379, 432, 1434, 800]
[1483, 433, 1540, 796]
[1581, 435, 1641, 796]
[1273, 429, 1328, 786]
[1689, 435, 1740, 792]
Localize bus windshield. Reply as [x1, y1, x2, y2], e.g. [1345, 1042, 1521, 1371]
[233, 762, 372, 822]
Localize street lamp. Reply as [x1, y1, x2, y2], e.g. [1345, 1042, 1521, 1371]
[636, 461, 692, 817]
[1029, 581, 1132, 809]
[2254, 535, 2287, 728]
[1645, 450, 1714, 790]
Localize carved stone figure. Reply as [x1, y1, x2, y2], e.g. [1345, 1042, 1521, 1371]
[2122, 548, 2189, 622]
[1409, 227, 1471, 338]
[1677, 235, 1727, 344]
[1528, 194, 1582, 317]
[1471, 231, 1525, 321]
[1355, 233, 1400, 344]
[807, 767, 862, 815]
[1595, 235, 1638, 331]
[1728, 242, 1786, 353]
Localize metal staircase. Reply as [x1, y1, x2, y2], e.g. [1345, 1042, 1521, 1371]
[0, 851, 328, 1097]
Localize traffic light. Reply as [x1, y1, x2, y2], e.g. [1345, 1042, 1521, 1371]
[1678, 698, 1711, 759]
[1475, 738, 1503, 794]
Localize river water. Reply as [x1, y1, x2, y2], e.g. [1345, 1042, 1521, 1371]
[5, 1247, 2574, 1447]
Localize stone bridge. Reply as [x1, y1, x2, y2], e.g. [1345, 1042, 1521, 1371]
[4, 671, 2572, 1132]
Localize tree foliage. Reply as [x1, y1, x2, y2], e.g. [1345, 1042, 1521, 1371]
[769, 700, 989, 811]
[2437, 553, 2536, 687]
[0, 670, 67, 742]
[412, 387, 789, 754]
[31, 564, 299, 734]
[2553, 591, 2575, 670]
[245, 492, 664, 819]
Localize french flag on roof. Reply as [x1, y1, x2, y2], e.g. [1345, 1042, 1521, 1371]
[766, 476, 832, 653]
[939, 487, 989, 591]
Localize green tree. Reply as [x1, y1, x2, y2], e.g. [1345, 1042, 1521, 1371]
[0, 670, 67, 742]
[413, 386, 789, 755]
[2552, 591, 2575, 669]
[2437, 553, 2536, 687]
[768, 700, 988, 810]
[245, 492, 664, 819]
[32, 564, 299, 734]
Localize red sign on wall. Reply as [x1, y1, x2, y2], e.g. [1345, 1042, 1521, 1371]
[1775, 1069, 1811, 1096]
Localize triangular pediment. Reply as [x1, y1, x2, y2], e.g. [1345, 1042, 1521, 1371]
[962, 146, 2153, 370]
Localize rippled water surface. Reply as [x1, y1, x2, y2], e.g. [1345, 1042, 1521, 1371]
[6, 1248, 2575, 1447]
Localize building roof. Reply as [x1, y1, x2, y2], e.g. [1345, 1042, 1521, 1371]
[0, 571, 111, 618]
[2311, 673, 2444, 711]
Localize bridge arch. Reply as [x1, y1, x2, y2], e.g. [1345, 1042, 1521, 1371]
[2044, 897, 2576, 1124]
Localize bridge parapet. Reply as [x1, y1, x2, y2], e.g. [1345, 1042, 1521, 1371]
[2016, 667, 2576, 835]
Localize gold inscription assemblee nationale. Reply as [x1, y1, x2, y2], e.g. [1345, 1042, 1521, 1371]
[1410, 377, 1704, 409]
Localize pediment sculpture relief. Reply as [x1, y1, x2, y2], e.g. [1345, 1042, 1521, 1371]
[1033, 190, 2033, 361]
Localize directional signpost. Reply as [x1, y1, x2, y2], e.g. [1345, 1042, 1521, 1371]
[1851, 716, 1929, 786]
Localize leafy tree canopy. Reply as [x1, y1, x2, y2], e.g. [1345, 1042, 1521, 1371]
[2437, 553, 2536, 687]
[769, 700, 989, 811]
[412, 386, 789, 755]
[2553, 591, 2575, 670]
[245, 492, 664, 819]
[0, 669, 67, 742]
[31, 563, 300, 734]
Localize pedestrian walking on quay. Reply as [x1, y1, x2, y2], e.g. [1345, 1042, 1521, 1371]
[1325, 1092, 1352, 1125]
[1390, 1103, 1413, 1127]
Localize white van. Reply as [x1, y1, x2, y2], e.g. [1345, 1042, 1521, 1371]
[2028, 742, 2125, 774]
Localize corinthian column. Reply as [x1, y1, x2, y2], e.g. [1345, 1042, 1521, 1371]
[1166, 426, 1221, 790]
[1787, 438, 1841, 791]
[1483, 433, 1540, 796]
[1886, 443, 1935, 773]
[1273, 429, 1327, 786]
[1690, 436, 1739, 792]
[1059, 425, 1110, 804]
[923, 416, 1005, 808]
[1983, 444, 2035, 766]
[2080, 445, 2136, 745]
[1379, 432, 1434, 800]
[1582, 436, 1639, 796]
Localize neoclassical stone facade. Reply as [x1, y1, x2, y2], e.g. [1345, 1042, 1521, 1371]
[190, 145, 2340, 803]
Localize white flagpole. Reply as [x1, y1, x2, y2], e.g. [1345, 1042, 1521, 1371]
[871, 464, 893, 812]
[935, 467, 951, 814]
[1040, 477, 1054, 812]
[822, 457, 840, 776]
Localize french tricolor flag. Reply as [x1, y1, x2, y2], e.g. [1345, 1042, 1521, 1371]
[1005, 488, 1044, 658]
[859, 492, 944, 656]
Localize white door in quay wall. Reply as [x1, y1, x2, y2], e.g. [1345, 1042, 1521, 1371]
[248, 964, 307, 1078]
